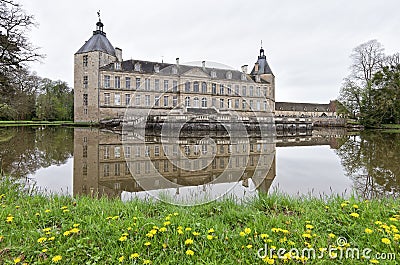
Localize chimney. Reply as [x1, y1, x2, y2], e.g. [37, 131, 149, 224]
[176, 57, 179, 67]
[241, 65, 248, 73]
[202, 61, 206, 71]
[254, 62, 259, 72]
[115, 47, 122, 62]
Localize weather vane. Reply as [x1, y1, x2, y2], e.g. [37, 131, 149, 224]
[97, 10, 101, 21]
[261, 40, 263, 48]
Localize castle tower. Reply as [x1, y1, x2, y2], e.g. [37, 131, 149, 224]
[74, 15, 117, 122]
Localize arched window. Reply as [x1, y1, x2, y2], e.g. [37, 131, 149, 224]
[185, 96, 190, 107]
[201, 82, 207, 94]
[193, 81, 199, 92]
[201, 97, 207, 108]
[193, 97, 199, 108]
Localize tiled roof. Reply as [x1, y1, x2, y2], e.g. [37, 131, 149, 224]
[75, 31, 116, 56]
[275, 102, 336, 112]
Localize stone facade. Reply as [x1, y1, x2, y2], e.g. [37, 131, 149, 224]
[275, 101, 337, 118]
[74, 19, 275, 123]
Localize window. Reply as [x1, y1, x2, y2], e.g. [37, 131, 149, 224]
[124, 146, 131, 158]
[242, 86, 247, 96]
[136, 78, 141, 89]
[211, 71, 216, 78]
[227, 85, 231, 95]
[235, 99, 239, 109]
[115, 146, 121, 158]
[249, 100, 254, 109]
[256, 100, 260, 111]
[219, 98, 224, 109]
[212, 83, 216, 94]
[185, 81, 190, 92]
[103, 164, 110, 177]
[154, 64, 160, 73]
[104, 93, 110, 105]
[163, 95, 168, 107]
[164, 80, 169, 92]
[185, 97, 190, 107]
[145, 146, 150, 157]
[173, 80, 178, 92]
[145, 95, 150, 106]
[256, 87, 260, 97]
[241, 73, 246, 81]
[115, 76, 121, 88]
[145, 78, 150, 90]
[249, 86, 254, 97]
[193, 97, 199, 108]
[104, 146, 110, 159]
[235, 85, 239, 95]
[154, 79, 160, 91]
[193, 81, 199, 92]
[155, 145, 160, 156]
[125, 77, 131, 89]
[212, 98, 216, 107]
[83, 145, 87, 158]
[226, 71, 232, 79]
[83, 76, 88, 88]
[172, 66, 178, 74]
[115, 62, 121, 70]
[201, 82, 207, 93]
[83, 163, 87, 175]
[125, 94, 131, 106]
[219, 84, 224, 95]
[201, 97, 207, 107]
[114, 93, 121, 105]
[83, 55, 88, 67]
[173, 96, 178, 107]
[134, 62, 141, 71]
[84, 108, 88, 115]
[155, 95, 160, 106]
[83, 94, 88, 106]
[264, 101, 268, 111]
[135, 95, 141, 106]
[242, 100, 246, 110]
[227, 99, 232, 108]
[104, 75, 110, 88]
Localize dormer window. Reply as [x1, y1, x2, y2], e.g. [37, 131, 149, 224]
[115, 62, 121, 70]
[226, 71, 232, 79]
[241, 73, 247, 81]
[256, 75, 261, 82]
[154, 64, 160, 73]
[172, 66, 178, 74]
[211, 70, 217, 78]
[134, 62, 141, 72]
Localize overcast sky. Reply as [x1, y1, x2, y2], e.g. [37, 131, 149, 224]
[19, 0, 400, 103]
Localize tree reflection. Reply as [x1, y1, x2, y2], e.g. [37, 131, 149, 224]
[335, 131, 400, 199]
[0, 126, 73, 178]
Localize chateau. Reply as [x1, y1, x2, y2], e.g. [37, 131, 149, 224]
[74, 18, 275, 124]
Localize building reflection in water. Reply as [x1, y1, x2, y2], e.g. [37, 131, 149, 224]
[73, 128, 276, 203]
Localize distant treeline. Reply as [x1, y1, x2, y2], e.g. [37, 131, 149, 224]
[338, 40, 400, 127]
[0, 0, 73, 121]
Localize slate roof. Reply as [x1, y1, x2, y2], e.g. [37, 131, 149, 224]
[75, 31, 116, 56]
[100, 59, 257, 82]
[275, 102, 336, 112]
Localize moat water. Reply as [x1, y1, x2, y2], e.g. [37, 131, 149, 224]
[0, 126, 399, 203]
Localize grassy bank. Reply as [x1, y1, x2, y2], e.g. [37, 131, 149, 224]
[0, 178, 399, 264]
[0, 121, 97, 127]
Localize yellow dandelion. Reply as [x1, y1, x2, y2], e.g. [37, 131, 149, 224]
[163, 221, 171, 226]
[239, 231, 246, 237]
[130, 253, 140, 259]
[143, 259, 152, 264]
[260, 233, 268, 239]
[394, 234, 400, 241]
[70, 228, 80, 233]
[302, 233, 312, 239]
[118, 256, 124, 262]
[207, 235, 213, 240]
[63, 231, 71, 236]
[48, 236, 55, 241]
[350, 212, 359, 218]
[185, 249, 194, 256]
[112, 216, 119, 220]
[246, 244, 253, 249]
[162, 243, 167, 248]
[37, 237, 47, 243]
[52, 255, 62, 263]
[42, 228, 51, 232]
[365, 228, 373, 234]
[35, 212, 40, 216]
[6, 215, 14, 223]
[208, 228, 215, 233]
[119, 236, 127, 242]
[144, 241, 151, 246]
[42, 248, 48, 253]
[329, 233, 336, 238]
[370, 259, 379, 264]
[352, 204, 359, 209]
[375, 221, 383, 225]
[341, 203, 348, 207]
[305, 224, 314, 229]
[173, 212, 179, 216]
[389, 218, 397, 222]
[159, 227, 167, 232]
[14, 258, 21, 264]
[263, 256, 275, 264]
[381, 238, 391, 245]
[244, 228, 251, 234]
[185, 238, 194, 245]
[185, 227, 192, 231]
[73, 224, 80, 227]
[177, 229, 183, 235]
[192, 231, 200, 236]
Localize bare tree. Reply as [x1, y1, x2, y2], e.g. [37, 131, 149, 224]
[350, 39, 384, 85]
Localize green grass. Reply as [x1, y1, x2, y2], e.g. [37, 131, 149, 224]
[381, 124, 400, 130]
[0, 177, 399, 264]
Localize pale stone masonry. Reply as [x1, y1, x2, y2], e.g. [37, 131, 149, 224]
[74, 19, 275, 123]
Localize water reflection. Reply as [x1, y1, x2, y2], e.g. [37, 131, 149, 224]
[73, 128, 276, 204]
[0, 126, 399, 200]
